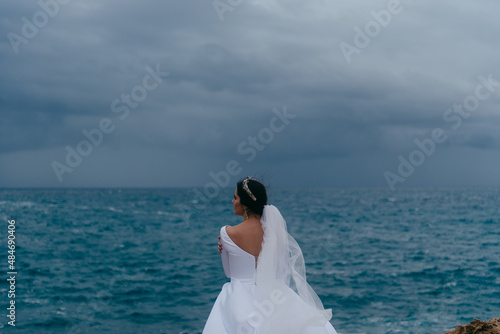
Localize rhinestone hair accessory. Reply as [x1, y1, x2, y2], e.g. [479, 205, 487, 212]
[242, 177, 257, 201]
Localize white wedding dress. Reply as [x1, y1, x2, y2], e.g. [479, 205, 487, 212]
[203, 205, 338, 334]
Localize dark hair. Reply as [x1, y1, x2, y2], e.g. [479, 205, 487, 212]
[236, 178, 267, 216]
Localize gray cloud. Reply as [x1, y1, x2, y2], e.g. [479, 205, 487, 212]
[1, 0, 500, 187]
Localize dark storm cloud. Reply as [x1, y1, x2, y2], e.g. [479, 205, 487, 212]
[1, 0, 500, 187]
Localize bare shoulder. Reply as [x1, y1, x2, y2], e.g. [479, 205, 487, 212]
[225, 224, 242, 242]
[226, 220, 264, 257]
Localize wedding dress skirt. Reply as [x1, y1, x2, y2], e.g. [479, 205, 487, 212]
[203, 225, 338, 334]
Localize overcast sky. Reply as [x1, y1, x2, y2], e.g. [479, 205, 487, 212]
[1, 0, 500, 189]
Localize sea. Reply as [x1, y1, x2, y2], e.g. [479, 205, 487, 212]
[0, 187, 498, 334]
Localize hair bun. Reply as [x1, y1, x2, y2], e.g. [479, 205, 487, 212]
[237, 178, 268, 216]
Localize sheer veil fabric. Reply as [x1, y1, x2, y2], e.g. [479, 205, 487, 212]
[254, 205, 333, 332]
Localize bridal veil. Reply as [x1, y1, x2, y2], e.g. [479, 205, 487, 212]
[254, 205, 333, 332]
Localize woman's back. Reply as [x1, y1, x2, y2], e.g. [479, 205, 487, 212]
[225, 218, 263, 258]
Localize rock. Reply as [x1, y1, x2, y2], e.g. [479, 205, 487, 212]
[444, 318, 500, 334]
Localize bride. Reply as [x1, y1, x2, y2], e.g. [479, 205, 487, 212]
[202, 177, 338, 334]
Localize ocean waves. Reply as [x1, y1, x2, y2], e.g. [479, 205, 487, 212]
[0, 188, 498, 333]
